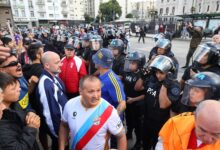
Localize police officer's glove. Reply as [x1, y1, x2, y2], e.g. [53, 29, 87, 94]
[163, 72, 174, 88]
[191, 61, 200, 73]
[140, 67, 151, 79]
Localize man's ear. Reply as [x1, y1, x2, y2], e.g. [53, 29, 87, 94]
[36, 51, 42, 59]
[44, 63, 50, 69]
[79, 87, 82, 95]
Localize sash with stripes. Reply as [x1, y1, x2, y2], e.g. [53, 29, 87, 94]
[71, 100, 113, 150]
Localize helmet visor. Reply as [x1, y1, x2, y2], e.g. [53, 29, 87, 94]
[90, 40, 101, 51]
[193, 45, 211, 64]
[124, 59, 138, 72]
[74, 39, 80, 49]
[155, 39, 170, 49]
[149, 55, 174, 73]
[181, 83, 211, 107]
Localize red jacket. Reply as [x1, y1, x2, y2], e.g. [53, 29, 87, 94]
[59, 55, 87, 94]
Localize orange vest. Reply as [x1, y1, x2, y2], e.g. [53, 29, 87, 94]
[159, 113, 220, 150]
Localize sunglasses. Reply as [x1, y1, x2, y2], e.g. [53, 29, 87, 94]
[2, 61, 19, 68]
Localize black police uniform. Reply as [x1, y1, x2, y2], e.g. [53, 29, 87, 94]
[182, 65, 220, 82]
[122, 71, 144, 143]
[172, 95, 196, 114]
[88, 51, 98, 75]
[142, 74, 180, 150]
[79, 47, 91, 72]
[112, 54, 126, 76]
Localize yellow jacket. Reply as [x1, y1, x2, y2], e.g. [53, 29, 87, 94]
[159, 113, 220, 150]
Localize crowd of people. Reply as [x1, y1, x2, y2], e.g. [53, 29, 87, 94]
[0, 22, 220, 150]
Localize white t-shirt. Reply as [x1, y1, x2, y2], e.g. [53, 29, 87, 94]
[62, 96, 123, 150]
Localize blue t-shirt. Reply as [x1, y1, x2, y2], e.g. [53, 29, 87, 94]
[99, 70, 126, 108]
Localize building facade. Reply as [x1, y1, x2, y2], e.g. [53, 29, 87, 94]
[130, 0, 156, 21]
[157, 0, 220, 24]
[0, 0, 14, 27]
[9, 0, 86, 27]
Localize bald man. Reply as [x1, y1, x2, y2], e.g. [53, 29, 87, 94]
[155, 100, 220, 150]
[212, 34, 220, 44]
[36, 51, 68, 150]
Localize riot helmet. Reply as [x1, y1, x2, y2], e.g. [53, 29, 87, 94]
[153, 33, 165, 42]
[181, 72, 220, 106]
[155, 38, 171, 50]
[193, 42, 220, 67]
[149, 55, 175, 74]
[109, 39, 124, 54]
[90, 35, 103, 51]
[73, 37, 81, 49]
[73, 31, 80, 38]
[81, 33, 92, 48]
[124, 51, 146, 72]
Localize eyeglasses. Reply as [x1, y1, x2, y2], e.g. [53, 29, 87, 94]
[1, 61, 19, 68]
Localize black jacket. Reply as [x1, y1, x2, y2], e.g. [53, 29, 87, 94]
[0, 103, 39, 150]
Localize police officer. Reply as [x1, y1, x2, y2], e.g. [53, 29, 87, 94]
[109, 39, 126, 78]
[122, 51, 146, 150]
[135, 55, 181, 150]
[148, 38, 179, 79]
[103, 28, 115, 48]
[79, 33, 91, 59]
[88, 35, 103, 75]
[73, 37, 83, 57]
[173, 72, 220, 114]
[180, 42, 220, 90]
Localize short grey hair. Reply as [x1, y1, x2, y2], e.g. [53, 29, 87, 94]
[79, 75, 101, 89]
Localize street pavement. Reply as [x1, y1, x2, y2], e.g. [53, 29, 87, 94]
[127, 35, 212, 149]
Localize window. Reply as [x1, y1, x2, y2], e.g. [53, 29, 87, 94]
[160, 8, 163, 15]
[49, 14, 53, 17]
[21, 10, 25, 17]
[199, 3, 201, 12]
[30, 11, 34, 17]
[14, 9, 19, 16]
[183, 6, 185, 14]
[28, 1, 33, 8]
[172, 7, 175, 15]
[166, 7, 169, 15]
[217, 2, 219, 11]
[5, 9, 9, 14]
[39, 12, 45, 17]
[161, 0, 163, 2]
[207, 5, 210, 12]
[63, 14, 67, 18]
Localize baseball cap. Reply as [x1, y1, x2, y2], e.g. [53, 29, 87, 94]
[29, 41, 45, 49]
[92, 48, 113, 68]
[64, 44, 74, 50]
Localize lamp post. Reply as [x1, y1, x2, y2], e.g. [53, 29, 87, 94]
[98, 11, 102, 24]
[112, 0, 115, 21]
[53, 0, 56, 24]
